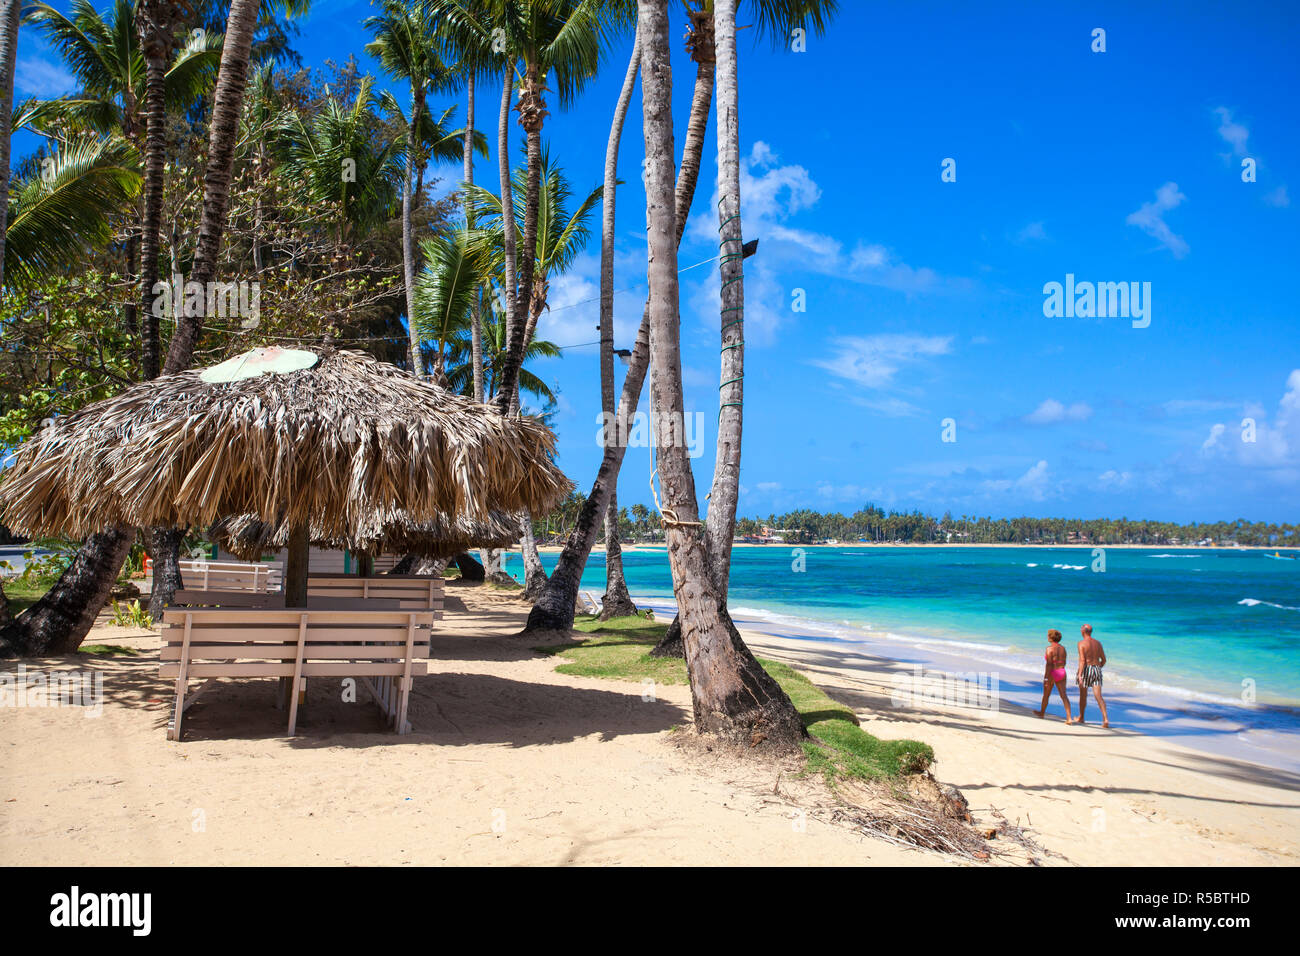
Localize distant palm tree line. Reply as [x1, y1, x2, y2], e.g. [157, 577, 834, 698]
[535, 498, 1297, 549]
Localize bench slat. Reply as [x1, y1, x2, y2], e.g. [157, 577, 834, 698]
[161, 644, 430, 660]
[159, 661, 428, 678]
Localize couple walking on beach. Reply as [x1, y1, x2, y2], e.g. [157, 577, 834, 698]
[1036, 624, 1109, 727]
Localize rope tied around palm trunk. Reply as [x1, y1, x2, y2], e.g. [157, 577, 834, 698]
[718, 196, 744, 423]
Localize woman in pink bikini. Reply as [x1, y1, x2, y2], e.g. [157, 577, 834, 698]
[1034, 628, 1074, 722]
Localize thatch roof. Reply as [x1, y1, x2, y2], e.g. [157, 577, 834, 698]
[0, 347, 570, 539]
[213, 508, 520, 562]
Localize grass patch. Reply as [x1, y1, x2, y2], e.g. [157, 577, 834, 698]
[80, 644, 142, 656]
[540, 614, 933, 781]
[2, 581, 49, 615]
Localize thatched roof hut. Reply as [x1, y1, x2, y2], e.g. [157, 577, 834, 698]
[213, 508, 520, 563]
[0, 347, 568, 601]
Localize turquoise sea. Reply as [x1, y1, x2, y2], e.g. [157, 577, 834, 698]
[506, 545, 1300, 771]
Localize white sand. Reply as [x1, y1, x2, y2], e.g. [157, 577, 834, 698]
[1, 582, 1295, 866]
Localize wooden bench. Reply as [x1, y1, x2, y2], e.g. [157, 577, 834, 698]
[159, 608, 435, 740]
[307, 574, 444, 610]
[178, 560, 283, 593]
[171, 590, 404, 612]
[173, 589, 282, 608]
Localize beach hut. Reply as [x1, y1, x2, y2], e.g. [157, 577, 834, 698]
[0, 346, 569, 605]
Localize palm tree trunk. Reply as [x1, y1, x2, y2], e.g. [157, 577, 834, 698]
[497, 66, 519, 366]
[403, 87, 424, 375]
[520, 515, 547, 598]
[601, 492, 638, 618]
[4, 0, 263, 657]
[598, 37, 642, 620]
[496, 62, 544, 414]
[163, 0, 262, 374]
[136, 1, 187, 617]
[0, 531, 133, 658]
[703, 0, 745, 598]
[525, 33, 716, 635]
[137, 0, 170, 381]
[637, 0, 801, 749]
[464, 71, 485, 404]
[0, 0, 18, 292]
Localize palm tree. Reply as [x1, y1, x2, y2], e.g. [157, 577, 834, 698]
[4, 0, 307, 657]
[366, 0, 458, 375]
[4, 135, 142, 288]
[638, 0, 802, 747]
[435, 2, 500, 403]
[524, 3, 716, 633]
[134, 0, 186, 381]
[165, 0, 312, 376]
[429, 0, 623, 413]
[465, 148, 600, 344]
[597, 33, 640, 619]
[275, 77, 406, 252]
[464, 149, 596, 594]
[24, 0, 222, 372]
[413, 229, 483, 375]
[704, 0, 838, 608]
[444, 302, 560, 405]
[0, 0, 21, 293]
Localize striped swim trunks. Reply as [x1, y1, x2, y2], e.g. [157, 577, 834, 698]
[1080, 664, 1103, 687]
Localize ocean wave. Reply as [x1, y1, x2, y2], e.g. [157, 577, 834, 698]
[1149, 553, 1199, 558]
[1238, 598, 1300, 611]
[1025, 562, 1038, 567]
[1051, 563, 1087, 570]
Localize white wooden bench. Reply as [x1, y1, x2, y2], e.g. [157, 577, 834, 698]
[159, 608, 435, 740]
[178, 559, 283, 593]
[307, 574, 444, 610]
[171, 590, 404, 612]
[173, 588, 281, 608]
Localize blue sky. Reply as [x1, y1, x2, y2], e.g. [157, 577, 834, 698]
[13, 1, 1299, 522]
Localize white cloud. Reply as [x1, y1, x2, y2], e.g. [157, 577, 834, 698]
[1199, 370, 1300, 468]
[686, 142, 953, 296]
[1024, 398, 1092, 425]
[1126, 182, 1189, 258]
[1213, 106, 1250, 157]
[811, 333, 952, 392]
[980, 460, 1053, 501]
[15, 55, 76, 98]
[756, 481, 782, 493]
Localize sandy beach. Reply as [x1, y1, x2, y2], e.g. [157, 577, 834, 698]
[2, 581, 1296, 866]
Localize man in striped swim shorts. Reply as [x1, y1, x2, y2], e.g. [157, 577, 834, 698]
[1074, 624, 1109, 728]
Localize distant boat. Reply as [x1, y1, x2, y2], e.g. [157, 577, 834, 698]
[1267, 551, 1298, 560]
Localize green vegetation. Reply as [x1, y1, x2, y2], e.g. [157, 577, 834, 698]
[108, 599, 153, 629]
[79, 644, 141, 656]
[539, 615, 933, 781]
[2, 580, 49, 616]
